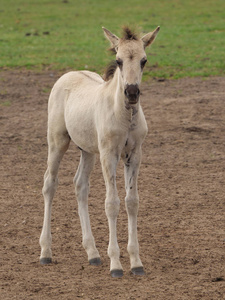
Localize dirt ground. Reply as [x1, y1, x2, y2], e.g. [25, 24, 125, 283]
[0, 70, 225, 300]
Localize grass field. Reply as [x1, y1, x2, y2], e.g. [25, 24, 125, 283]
[0, 0, 224, 78]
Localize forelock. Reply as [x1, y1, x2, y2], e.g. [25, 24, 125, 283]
[121, 26, 139, 41]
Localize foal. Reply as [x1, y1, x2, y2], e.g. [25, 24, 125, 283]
[40, 26, 160, 277]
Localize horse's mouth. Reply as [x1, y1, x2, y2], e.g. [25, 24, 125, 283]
[129, 100, 139, 105]
[125, 95, 139, 105]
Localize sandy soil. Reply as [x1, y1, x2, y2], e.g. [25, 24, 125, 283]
[1, 70, 225, 299]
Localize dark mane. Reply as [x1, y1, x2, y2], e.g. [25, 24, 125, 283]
[103, 60, 117, 81]
[121, 26, 139, 41]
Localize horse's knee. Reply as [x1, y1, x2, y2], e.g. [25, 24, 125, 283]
[105, 198, 120, 219]
[125, 197, 139, 215]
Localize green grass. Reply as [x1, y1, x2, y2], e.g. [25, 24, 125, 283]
[0, 0, 224, 78]
[0, 101, 11, 107]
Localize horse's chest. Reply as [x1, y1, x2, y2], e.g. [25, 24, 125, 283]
[129, 119, 138, 132]
[125, 115, 148, 147]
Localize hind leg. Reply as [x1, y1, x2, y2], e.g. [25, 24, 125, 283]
[74, 150, 101, 265]
[39, 130, 70, 264]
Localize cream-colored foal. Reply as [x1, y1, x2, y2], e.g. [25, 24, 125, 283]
[39, 26, 160, 277]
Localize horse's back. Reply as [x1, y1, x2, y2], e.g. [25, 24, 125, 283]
[48, 69, 103, 120]
[52, 71, 103, 94]
[49, 70, 103, 115]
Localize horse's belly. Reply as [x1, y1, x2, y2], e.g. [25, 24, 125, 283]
[68, 126, 99, 154]
[65, 100, 99, 154]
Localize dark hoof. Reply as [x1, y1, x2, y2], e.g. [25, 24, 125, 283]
[89, 257, 101, 266]
[40, 257, 52, 265]
[111, 269, 123, 278]
[131, 266, 145, 276]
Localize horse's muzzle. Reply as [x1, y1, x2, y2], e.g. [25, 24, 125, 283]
[124, 84, 140, 104]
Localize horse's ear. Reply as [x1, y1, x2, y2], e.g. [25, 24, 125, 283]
[141, 26, 160, 48]
[102, 27, 119, 51]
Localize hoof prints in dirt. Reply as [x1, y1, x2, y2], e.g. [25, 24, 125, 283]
[1, 72, 225, 299]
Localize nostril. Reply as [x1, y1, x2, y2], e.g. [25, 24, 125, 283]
[125, 84, 140, 97]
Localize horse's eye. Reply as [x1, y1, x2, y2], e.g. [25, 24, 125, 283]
[116, 59, 123, 68]
[141, 59, 147, 69]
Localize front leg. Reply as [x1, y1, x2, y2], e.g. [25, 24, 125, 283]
[123, 146, 145, 275]
[100, 149, 123, 278]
